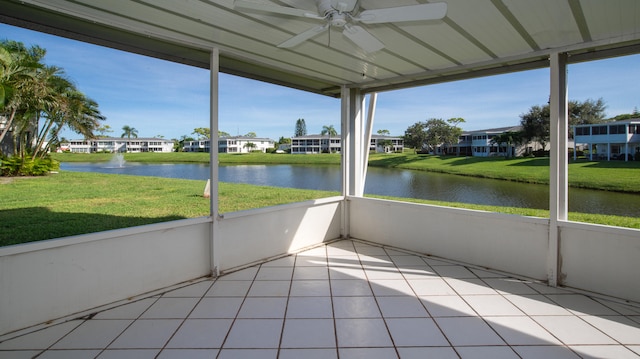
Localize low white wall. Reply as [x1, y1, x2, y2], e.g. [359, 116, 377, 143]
[217, 197, 343, 272]
[348, 197, 549, 280]
[560, 221, 640, 302]
[0, 218, 211, 336]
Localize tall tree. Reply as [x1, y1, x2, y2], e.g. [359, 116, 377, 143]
[96, 124, 113, 138]
[243, 141, 256, 151]
[321, 124, 338, 153]
[403, 121, 428, 152]
[1, 40, 104, 161]
[320, 124, 337, 137]
[277, 136, 291, 145]
[569, 98, 606, 126]
[567, 98, 607, 138]
[447, 117, 466, 128]
[245, 131, 257, 138]
[36, 88, 104, 159]
[520, 104, 550, 150]
[404, 119, 462, 154]
[0, 40, 44, 149]
[175, 134, 195, 152]
[192, 127, 210, 140]
[520, 98, 607, 146]
[218, 130, 230, 138]
[121, 125, 138, 139]
[377, 129, 390, 136]
[295, 118, 307, 137]
[120, 125, 138, 152]
[489, 131, 524, 158]
[424, 118, 462, 154]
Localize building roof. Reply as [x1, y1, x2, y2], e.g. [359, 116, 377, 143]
[69, 137, 173, 142]
[574, 118, 640, 126]
[292, 134, 340, 139]
[2, 1, 638, 98]
[220, 136, 274, 141]
[462, 125, 523, 135]
[293, 134, 402, 139]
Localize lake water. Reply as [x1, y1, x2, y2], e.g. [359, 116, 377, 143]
[59, 162, 640, 217]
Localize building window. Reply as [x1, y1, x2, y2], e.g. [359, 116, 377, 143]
[609, 124, 625, 134]
[576, 127, 590, 136]
[592, 126, 608, 135]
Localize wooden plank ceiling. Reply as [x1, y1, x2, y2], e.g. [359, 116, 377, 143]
[1, 0, 639, 97]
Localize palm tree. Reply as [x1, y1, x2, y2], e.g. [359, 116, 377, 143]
[243, 142, 256, 152]
[121, 125, 138, 139]
[321, 124, 338, 153]
[121, 125, 138, 153]
[30, 66, 104, 159]
[490, 131, 523, 158]
[36, 90, 104, 159]
[13, 64, 66, 158]
[0, 41, 43, 151]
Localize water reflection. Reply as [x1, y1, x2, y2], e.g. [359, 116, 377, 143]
[59, 162, 640, 217]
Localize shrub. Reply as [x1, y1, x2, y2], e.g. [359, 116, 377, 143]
[0, 156, 59, 176]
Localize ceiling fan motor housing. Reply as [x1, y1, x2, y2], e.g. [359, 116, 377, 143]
[316, 0, 335, 16]
[316, 0, 349, 26]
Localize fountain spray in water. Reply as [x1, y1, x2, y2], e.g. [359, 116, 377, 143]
[108, 153, 126, 168]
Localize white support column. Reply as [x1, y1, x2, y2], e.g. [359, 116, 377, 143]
[548, 52, 568, 287]
[625, 143, 629, 162]
[340, 87, 365, 238]
[342, 87, 365, 197]
[360, 93, 378, 196]
[210, 48, 220, 277]
[340, 87, 350, 238]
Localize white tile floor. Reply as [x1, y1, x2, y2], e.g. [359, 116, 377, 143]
[2, 239, 640, 359]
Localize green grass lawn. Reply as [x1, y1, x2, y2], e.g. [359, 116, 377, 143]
[1, 171, 638, 247]
[0, 172, 337, 246]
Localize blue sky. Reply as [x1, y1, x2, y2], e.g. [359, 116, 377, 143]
[2, 23, 639, 141]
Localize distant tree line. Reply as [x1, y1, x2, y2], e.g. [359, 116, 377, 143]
[403, 98, 638, 157]
[404, 118, 465, 153]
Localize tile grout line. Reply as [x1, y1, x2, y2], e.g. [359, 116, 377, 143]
[326, 243, 342, 359]
[381, 245, 459, 357]
[444, 265, 525, 358]
[77, 295, 165, 358]
[215, 264, 261, 359]
[153, 279, 218, 358]
[358, 243, 400, 358]
[275, 252, 297, 358]
[498, 285, 586, 355]
[31, 320, 85, 359]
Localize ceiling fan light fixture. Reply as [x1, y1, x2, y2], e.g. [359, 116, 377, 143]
[329, 12, 347, 27]
[234, 0, 447, 53]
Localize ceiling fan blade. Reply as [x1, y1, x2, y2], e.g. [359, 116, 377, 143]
[234, 0, 323, 19]
[278, 24, 329, 48]
[342, 25, 384, 53]
[356, 2, 447, 24]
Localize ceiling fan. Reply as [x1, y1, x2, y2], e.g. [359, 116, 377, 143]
[233, 0, 447, 53]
